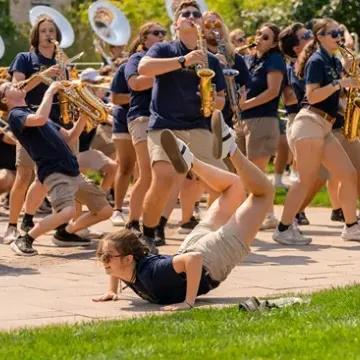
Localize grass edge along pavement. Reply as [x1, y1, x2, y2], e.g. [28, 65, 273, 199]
[1, 285, 360, 359]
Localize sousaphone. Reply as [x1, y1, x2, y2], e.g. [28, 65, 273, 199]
[0, 35, 4, 59]
[88, 1, 131, 46]
[165, 0, 208, 21]
[29, 6, 75, 48]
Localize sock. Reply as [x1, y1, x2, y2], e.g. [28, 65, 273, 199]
[278, 222, 290, 232]
[229, 140, 237, 157]
[332, 208, 342, 215]
[126, 220, 140, 228]
[158, 216, 168, 229]
[143, 225, 155, 238]
[346, 221, 357, 228]
[23, 213, 34, 223]
[274, 173, 283, 183]
[114, 208, 122, 213]
[25, 233, 34, 242]
[8, 223, 17, 229]
[55, 223, 67, 231]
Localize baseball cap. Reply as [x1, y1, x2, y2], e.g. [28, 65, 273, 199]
[80, 68, 104, 82]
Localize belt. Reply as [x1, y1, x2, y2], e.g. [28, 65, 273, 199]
[204, 270, 220, 290]
[304, 105, 335, 124]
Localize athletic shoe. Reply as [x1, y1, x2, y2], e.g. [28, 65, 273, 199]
[154, 225, 166, 246]
[178, 216, 199, 234]
[37, 198, 52, 214]
[10, 235, 38, 256]
[52, 228, 91, 247]
[331, 209, 345, 222]
[3, 226, 20, 245]
[341, 223, 360, 241]
[260, 213, 279, 230]
[160, 130, 194, 174]
[125, 221, 142, 238]
[273, 225, 312, 245]
[111, 210, 126, 227]
[295, 212, 310, 226]
[76, 227, 104, 239]
[142, 235, 159, 255]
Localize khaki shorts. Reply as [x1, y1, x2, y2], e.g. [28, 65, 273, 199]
[234, 123, 247, 156]
[178, 221, 251, 283]
[286, 113, 297, 144]
[43, 173, 108, 213]
[332, 128, 360, 173]
[128, 116, 149, 145]
[78, 149, 110, 172]
[92, 124, 115, 158]
[288, 108, 334, 153]
[148, 129, 227, 170]
[112, 133, 131, 141]
[16, 142, 34, 169]
[243, 117, 280, 159]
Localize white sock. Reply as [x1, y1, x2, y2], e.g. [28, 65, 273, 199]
[274, 173, 283, 183]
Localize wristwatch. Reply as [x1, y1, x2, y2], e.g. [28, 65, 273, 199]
[178, 56, 186, 69]
[332, 80, 341, 91]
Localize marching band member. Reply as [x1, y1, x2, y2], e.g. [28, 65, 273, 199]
[3, 16, 63, 244]
[202, 11, 250, 128]
[137, 0, 233, 252]
[229, 28, 247, 53]
[273, 18, 360, 245]
[93, 116, 273, 310]
[239, 22, 286, 230]
[0, 80, 112, 256]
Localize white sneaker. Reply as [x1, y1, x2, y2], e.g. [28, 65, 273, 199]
[111, 210, 126, 227]
[289, 170, 299, 183]
[260, 214, 279, 230]
[341, 223, 360, 241]
[273, 174, 289, 189]
[273, 224, 312, 245]
[211, 109, 237, 159]
[160, 130, 194, 174]
[3, 226, 20, 245]
[76, 227, 104, 239]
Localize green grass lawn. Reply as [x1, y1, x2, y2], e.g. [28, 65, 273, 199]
[1, 285, 360, 359]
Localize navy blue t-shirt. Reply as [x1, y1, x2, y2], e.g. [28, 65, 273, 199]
[79, 128, 97, 152]
[8, 106, 79, 183]
[284, 63, 299, 115]
[0, 123, 16, 171]
[123, 254, 212, 305]
[145, 40, 226, 131]
[125, 51, 152, 122]
[301, 46, 343, 118]
[222, 53, 250, 127]
[289, 61, 306, 106]
[241, 51, 286, 119]
[8, 51, 61, 123]
[111, 62, 130, 133]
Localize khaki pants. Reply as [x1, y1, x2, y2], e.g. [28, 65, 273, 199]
[178, 221, 251, 283]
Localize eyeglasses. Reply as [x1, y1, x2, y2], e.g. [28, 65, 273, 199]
[300, 30, 314, 40]
[0, 83, 11, 102]
[98, 252, 124, 264]
[181, 10, 202, 19]
[235, 37, 246, 43]
[256, 31, 270, 41]
[320, 29, 344, 39]
[149, 30, 167, 37]
[203, 20, 222, 30]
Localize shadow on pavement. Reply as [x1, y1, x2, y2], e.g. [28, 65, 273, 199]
[0, 264, 40, 276]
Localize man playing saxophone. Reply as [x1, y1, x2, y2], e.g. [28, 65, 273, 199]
[202, 11, 250, 128]
[137, 0, 229, 250]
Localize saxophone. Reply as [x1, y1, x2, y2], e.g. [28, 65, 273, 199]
[191, 21, 215, 118]
[52, 40, 72, 125]
[214, 30, 242, 124]
[338, 41, 360, 141]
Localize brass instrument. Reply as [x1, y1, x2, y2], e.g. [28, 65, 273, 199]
[0, 67, 10, 80]
[191, 21, 215, 118]
[213, 29, 242, 124]
[0, 118, 17, 142]
[338, 41, 360, 141]
[235, 42, 256, 54]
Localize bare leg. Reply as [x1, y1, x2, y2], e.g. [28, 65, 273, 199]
[179, 178, 203, 223]
[99, 160, 117, 192]
[327, 177, 341, 210]
[299, 177, 326, 212]
[274, 134, 289, 183]
[113, 139, 136, 210]
[23, 179, 47, 215]
[0, 170, 15, 195]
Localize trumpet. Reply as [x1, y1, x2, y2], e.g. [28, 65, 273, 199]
[235, 42, 256, 54]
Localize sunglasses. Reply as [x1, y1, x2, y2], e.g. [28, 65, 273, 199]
[256, 31, 270, 41]
[235, 37, 246, 43]
[181, 10, 202, 19]
[203, 20, 222, 30]
[98, 252, 124, 265]
[149, 30, 167, 37]
[320, 29, 344, 39]
[300, 30, 313, 40]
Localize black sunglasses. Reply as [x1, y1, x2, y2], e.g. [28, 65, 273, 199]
[149, 30, 167, 37]
[235, 37, 246, 43]
[98, 252, 124, 264]
[256, 31, 270, 41]
[301, 30, 313, 40]
[320, 29, 344, 39]
[181, 10, 202, 19]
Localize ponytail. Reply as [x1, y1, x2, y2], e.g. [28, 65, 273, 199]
[295, 39, 319, 79]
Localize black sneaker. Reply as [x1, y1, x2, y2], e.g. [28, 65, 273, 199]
[154, 225, 166, 247]
[142, 235, 159, 255]
[126, 221, 142, 238]
[331, 209, 345, 222]
[178, 216, 199, 234]
[52, 228, 91, 247]
[10, 235, 38, 256]
[21, 219, 35, 233]
[296, 212, 310, 226]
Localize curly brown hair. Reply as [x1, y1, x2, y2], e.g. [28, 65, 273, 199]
[97, 229, 149, 261]
[295, 18, 336, 79]
[128, 22, 162, 56]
